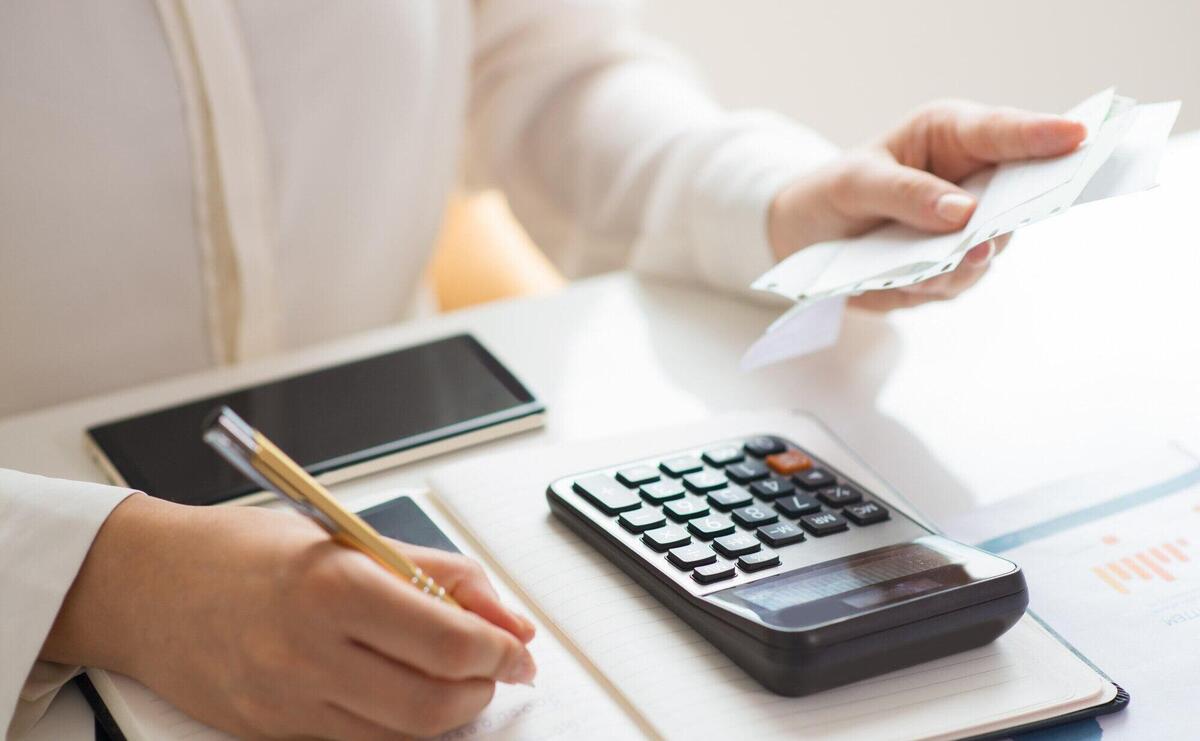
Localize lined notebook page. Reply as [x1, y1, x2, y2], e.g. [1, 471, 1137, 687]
[430, 413, 1113, 740]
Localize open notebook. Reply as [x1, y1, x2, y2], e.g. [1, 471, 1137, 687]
[76, 412, 1123, 740]
[429, 411, 1125, 740]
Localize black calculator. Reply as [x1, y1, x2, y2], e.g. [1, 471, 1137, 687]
[547, 434, 1028, 696]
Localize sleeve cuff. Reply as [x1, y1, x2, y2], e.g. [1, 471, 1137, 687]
[629, 109, 839, 298]
[686, 111, 840, 294]
[0, 470, 136, 736]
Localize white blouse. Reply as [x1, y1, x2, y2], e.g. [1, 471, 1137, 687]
[0, 0, 835, 734]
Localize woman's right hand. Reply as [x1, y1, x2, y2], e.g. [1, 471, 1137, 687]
[41, 493, 537, 740]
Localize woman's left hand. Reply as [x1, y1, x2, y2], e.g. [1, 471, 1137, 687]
[767, 100, 1087, 311]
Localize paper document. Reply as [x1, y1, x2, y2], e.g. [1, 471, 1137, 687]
[740, 296, 845, 370]
[947, 442, 1200, 739]
[743, 88, 1180, 369]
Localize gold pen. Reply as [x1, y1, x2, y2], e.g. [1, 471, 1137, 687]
[203, 405, 459, 608]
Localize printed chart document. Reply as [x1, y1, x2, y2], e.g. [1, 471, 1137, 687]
[744, 88, 1181, 369]
[431, 411, 1120, 740]
[948, 442, 1200, 739]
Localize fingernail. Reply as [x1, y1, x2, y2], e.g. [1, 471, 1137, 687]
[935, 193, 975, 225]
[516, 614, 537, 640]
[500, 650, 537, 686]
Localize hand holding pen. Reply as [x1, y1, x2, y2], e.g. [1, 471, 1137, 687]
[181, 406, 538, 736]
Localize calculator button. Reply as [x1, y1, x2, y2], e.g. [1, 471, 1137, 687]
[713, 532, 761, 558]
[731, 503, 778, 528]
[817, 485, 863, 507]
[618, 508, 667, 534]
[794, 467, 837, 491]
[725, 460, 770, 484]
[640, 480, 686, 504]
[800, 511, 849, 536]
[664, 498, 710, 521]
[774, 494, 822, 519]
[844, 501, 890, 525]
[668, 543, 717, 570]
[738, 550, 781, 572]
[702, 446, 744, 467]
[642, 525, 691, 552]
[683, 469, 728, 493]
[744, 436, 786, 457]
[750, 477, 795, 500]
[692, 561, 736, 584]
[573, 474, 642, 515]
[706, 486, 754, 511]
[660, 455, 704, 478]
[766, 450, 813, 475]
[616, 465, 660, 487]
[687, 515, 736, 540]
[757, 521, 806, 547]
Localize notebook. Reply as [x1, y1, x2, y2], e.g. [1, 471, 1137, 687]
[429, 410, 1127, 740]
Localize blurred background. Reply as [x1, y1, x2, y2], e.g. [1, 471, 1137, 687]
[642, 0, 1199, 147]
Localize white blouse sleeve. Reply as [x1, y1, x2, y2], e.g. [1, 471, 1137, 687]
[0, 469, 134, 738]
[466, 0, 840, 296]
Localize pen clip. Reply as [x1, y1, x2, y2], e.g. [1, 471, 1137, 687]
[202, 406, 339, 534]
[202, 406, 460, 609]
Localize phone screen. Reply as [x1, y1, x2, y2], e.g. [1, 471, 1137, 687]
[88, 334, 542, 505]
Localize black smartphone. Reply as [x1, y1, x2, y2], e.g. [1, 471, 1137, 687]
[86, 334, 544, 506]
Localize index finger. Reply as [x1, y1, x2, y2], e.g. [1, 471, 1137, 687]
[336, 550, 537, 685]
[955, 104, 1087, 164]
[397, 543, 537, 644]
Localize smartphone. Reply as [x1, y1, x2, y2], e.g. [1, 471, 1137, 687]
[86, 334, 544, 506]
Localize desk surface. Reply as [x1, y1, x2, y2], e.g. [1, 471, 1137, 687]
[7, 130, 1199, 738]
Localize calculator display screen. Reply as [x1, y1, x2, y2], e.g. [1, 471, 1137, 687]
[734, 545, 952, 611]
[714, 537, 1015, 628]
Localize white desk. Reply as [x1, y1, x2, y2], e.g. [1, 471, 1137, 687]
[9, 130, 1198, 738]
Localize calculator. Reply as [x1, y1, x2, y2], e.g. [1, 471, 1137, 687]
[546, 434, 1028, 696]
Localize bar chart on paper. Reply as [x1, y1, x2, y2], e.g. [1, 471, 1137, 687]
[1003, 485, 1200, 636]
[1090, 535, 1192, 595]
[952, 448, 1200, 738]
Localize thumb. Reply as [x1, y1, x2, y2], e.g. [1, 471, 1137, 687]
[836, 156, 977, 233]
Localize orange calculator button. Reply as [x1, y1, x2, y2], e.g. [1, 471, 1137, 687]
[766, 450, 812, 475]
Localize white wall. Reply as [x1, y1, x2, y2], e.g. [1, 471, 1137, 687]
[641, 0, 1199, 148]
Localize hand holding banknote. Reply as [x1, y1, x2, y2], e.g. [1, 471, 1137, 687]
[766, 100, 1086, 310]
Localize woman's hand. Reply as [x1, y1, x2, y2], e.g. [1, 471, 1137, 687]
[42, 494, 536, 740]
[768, 100, 1087, 311]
